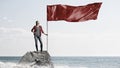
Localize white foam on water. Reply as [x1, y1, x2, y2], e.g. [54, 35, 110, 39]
[54, 64, 70, 68]
[0, 62, 30, 68]
[54, 64, 88, 68]
[0, 62, 88, 68]
[1, 62, 56, 68]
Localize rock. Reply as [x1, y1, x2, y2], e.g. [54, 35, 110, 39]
[19, 51, 54, 68]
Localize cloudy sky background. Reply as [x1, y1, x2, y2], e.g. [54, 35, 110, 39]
[0, 0, 120, 56]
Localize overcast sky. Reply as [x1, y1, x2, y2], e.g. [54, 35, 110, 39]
[0, 0, 120, 56]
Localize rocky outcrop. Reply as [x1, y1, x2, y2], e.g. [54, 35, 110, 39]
[19, 51, 54, 68]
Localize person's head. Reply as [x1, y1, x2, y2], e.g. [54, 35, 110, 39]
[36, 20, 39, 26]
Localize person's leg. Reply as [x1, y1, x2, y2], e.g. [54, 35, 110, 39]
[34, 35, 38, 51]
[38, 36, 43, 52]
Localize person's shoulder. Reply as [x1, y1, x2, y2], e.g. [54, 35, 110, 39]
[33, 25, 37, 27]
[39, 25, 42, 27]
[32, 25, 37, 29]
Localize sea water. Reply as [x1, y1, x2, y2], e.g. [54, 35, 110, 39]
[0, 56, 120, 68]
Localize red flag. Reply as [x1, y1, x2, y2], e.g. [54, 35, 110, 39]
[47, 2, 102, 22]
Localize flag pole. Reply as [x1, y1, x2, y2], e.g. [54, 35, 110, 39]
[46, 20, 48, 51]
[46, 4, 48, 51]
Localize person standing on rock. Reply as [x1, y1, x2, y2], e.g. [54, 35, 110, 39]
[31, 20, 47, 52]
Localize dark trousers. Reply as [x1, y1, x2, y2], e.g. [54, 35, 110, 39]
[34, 35, 43, 52]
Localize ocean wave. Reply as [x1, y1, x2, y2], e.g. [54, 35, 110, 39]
[0, 62, 66, 68]
[0, 62, 88, 68]
[0, 62, 30, 68]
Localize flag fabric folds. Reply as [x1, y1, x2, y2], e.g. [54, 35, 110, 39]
[47, 2, 102, 22]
